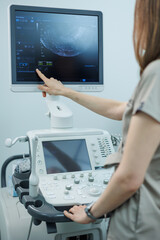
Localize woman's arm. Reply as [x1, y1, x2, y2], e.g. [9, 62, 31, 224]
[36, 69, 126, 120]
[65, 90, 126, 120]
[64, 111, 160, 223]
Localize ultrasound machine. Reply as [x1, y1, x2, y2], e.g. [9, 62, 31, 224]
[0, 5, 115, 240]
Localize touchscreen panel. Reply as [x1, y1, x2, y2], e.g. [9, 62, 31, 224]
[42, 139, 92, 174]
[11, 8, 100, 84]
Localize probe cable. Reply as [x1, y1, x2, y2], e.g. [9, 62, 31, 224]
[27, 217, 33, 240]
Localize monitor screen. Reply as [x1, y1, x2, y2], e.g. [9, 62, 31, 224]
[42, 139, 92, 174]
[10, 5, 103, 92]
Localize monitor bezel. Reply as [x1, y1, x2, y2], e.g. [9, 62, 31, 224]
[10, 5, 103, 92]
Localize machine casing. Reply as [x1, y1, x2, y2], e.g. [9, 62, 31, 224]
[0, 128, 114, 240]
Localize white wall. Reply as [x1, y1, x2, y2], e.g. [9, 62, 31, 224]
[0, 0, 138, 182]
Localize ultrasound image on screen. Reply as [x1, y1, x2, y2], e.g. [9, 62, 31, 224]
[42, 139, 92, 174]
[14, 10, 99, 84]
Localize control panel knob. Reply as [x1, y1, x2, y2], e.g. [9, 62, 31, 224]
[103, 179, 109, 184]
[65, 184, 72, 190]
[74, 178, 80, 184]
[64, 190, 69, 195]
[88, 176, 94, 182]
[89, 186, 101, 196]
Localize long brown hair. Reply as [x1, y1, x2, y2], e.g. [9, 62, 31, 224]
[133, 0, 160, 74]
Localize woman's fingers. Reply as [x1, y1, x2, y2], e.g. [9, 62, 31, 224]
[38, 84, 49, 93]
[64, 210, 74, 221]
[36, 69, 49, 85]
[69, 205, 78, 213]
[63, 205, 92, 224]
[37, 81, 47, 97]
[36, 69, 66, 96]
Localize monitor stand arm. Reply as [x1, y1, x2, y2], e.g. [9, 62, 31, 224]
[45, 95, 73, 129]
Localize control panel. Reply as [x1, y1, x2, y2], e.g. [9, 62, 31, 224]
[27, 128, 115, 206]
[39, 167, 114, 206]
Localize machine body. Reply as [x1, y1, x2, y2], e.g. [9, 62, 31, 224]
[0, 128, 115, 240]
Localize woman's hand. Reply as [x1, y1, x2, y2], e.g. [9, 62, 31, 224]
[64, 205, 94, 224]
[36, 69, 69, 97]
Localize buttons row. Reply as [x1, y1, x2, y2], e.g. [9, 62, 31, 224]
[78, 86, 102, 91]
[52, 172, 93, 181]
[90, 142, 101, 164]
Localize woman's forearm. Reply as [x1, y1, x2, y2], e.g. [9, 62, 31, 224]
[64, 88, 127, 120]
[90, 168, 138, 218]
[90, 112, 160, 218]
[36, 69, 126, 120]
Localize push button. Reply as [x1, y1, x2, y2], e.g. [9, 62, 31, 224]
[65, 184, 72, 190]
